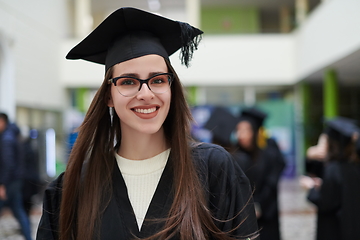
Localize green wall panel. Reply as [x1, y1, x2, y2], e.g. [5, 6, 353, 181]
[323, 69, 338, 119]
[201, 6, 260, 34]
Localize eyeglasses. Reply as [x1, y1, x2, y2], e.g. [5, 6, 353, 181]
[108, 73, 173, 97]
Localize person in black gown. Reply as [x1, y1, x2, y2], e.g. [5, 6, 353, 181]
[36, 7, 259, 240]
[301, 117, 360, 240]
[232, 107, 285, 240]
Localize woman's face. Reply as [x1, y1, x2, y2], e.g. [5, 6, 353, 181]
[108, 54, 171, 136]
[236, 121, 254, 150]
[0, 118, 6, 133]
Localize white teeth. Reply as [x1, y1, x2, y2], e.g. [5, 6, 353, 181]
[134, 107, 156, 114]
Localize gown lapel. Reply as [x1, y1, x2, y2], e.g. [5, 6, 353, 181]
[139, 156, 174, 237]
[109, 155, 174, 238]
[112, 164, 140, 238]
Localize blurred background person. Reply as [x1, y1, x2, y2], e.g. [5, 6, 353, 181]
[203, 106, 239, 151]
[232, 107, 286, 240]
[300, 117, 360, 240]
[21, 128, 41, 216]
[0, 112, 33, 240]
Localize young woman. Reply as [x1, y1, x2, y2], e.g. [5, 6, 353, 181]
[232, 107, 285, 240]
[36, 7, 259, 240]
[303, 117, 360, 240]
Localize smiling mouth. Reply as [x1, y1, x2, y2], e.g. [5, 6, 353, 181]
[132, 107, 158, 114]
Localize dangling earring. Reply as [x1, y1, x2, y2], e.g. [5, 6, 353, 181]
[109, 107, 114, 126]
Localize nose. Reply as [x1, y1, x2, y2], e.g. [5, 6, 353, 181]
[138, 82, 151, 92]
[136, 83, 154, 100]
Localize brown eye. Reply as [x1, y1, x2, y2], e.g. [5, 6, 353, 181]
[118, 78, 137, 86]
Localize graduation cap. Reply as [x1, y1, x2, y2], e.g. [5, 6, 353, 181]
[203, 107, 239, 147]
[325, 116, 358, 147]
[238, 107, 268, 131]
[66, 7, 203, 70]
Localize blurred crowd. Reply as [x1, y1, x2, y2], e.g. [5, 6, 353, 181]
[0, 112, 41, 240]
[300, 117, 360, 240]
[202, 106, 360, 240]
[1, 106, 360, 240]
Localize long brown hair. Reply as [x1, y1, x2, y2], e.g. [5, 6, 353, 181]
[60, 60, 256, 240]
[327, 136, 354, 162]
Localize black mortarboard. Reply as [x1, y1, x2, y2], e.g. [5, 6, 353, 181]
[66, 7, 203, 70]
[203, 107, 239, 147]
[238, 107, 268, 130]
[325, 117, 358, 146]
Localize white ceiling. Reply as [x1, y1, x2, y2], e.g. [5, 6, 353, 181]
[305, 47, 360, 84]
[91, 0, 296, 15]
[91, 0, 184, 15]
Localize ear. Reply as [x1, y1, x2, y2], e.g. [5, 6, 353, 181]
[107, 94, 114, 107]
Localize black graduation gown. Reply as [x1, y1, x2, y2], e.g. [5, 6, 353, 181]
[233, 140, 285, 240]
[305, 158, 324, 178]
[36, 143, 259, 239]
[308, 161, 360, 240]
[339, 162, 360, 239]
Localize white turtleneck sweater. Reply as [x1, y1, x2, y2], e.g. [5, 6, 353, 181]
[115, 149, 170, 230]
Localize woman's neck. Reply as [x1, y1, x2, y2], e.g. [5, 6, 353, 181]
[118, 127, 168, 160]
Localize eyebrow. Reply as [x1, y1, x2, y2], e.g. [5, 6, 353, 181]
[118, 72, 166, 78]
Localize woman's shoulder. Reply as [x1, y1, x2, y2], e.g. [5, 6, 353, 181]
[190, 142, 232, 163]
[44, 172, 65, 196]
[190, 142, 243, 178]
[37, 173, 65, 240]
[190, 142, 226, 151]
